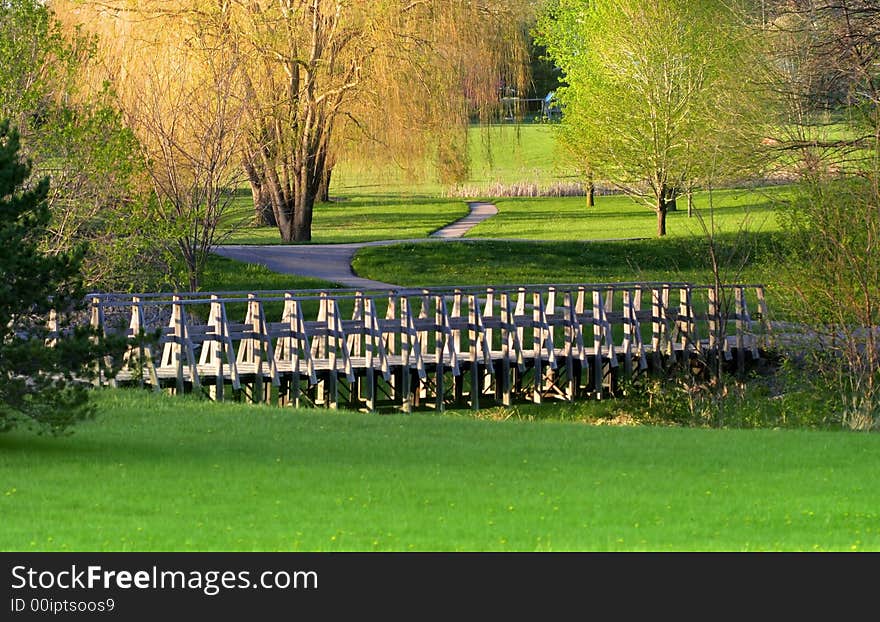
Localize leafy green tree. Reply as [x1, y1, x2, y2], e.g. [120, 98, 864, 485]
[535, 0, 766, 235]
[0, 0, 156, 291]
[0, 120, 108, 435]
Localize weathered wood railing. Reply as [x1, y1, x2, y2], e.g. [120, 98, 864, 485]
[84, 282, 773, 412]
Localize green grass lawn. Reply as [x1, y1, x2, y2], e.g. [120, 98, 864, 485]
[333, 123, 577, 194]
[222, 195, 468, 245]
[352, 235, 778, 290]
[217, 182, 791, 301]
[2, 389, 877, 552]
[463, 123, 579, 187]
[342, 185, 791, 312]
[202, 255, 338, 292]
[464, 186, 790, 240]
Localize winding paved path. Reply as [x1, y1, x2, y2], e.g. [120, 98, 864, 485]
[213, 201, 499, 290]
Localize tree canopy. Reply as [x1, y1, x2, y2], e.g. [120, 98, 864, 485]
[536, 0, 768, 235]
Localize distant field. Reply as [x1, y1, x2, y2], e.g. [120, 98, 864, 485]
[463, 123, 579, 188]
[2, 389, 878, 552]
[332, 123, 576, 194]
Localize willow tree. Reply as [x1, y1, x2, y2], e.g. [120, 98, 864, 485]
[536, 0, 766, 236]
[61, 0, 531, 243]
[228, 0, 531, 242]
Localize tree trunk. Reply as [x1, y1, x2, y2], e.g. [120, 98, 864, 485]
[316, 165, 333, 203]
[687, 191, 693, 217]
[292, 188, 314, 242]
[252, 153, 319, 243]
[656, 204, 668, 237]
[243, 159, 276, 227]
[656, 183, 676, 236]
[252, 182, 276, 227]
[586, 180, 595, 207]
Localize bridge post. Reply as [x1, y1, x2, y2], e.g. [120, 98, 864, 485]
[735, 286, 746, 375]
[563, 291, 576, 401]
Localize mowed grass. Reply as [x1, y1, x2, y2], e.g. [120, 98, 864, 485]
[2, 390, 878, 552]
[464, 187, 790, 240]
[464, 123, 579, 187]
[347, 186, 790, 309]
[223, 195, 468, 245]
[202, 255, 338, 292]
[354, 236, 770, 288]
[335, 123, 576, 193]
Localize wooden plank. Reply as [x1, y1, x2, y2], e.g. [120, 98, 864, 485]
[500, 292, 512, 406]
[468, 295, 480, 411]
[622, 290, 633, 378]
[735, 286, 746, 373]
[563, 291, 576, 400]
[651, 287, 662, 370]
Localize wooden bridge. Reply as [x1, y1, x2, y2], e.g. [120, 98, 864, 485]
[85, 282, 773, 413]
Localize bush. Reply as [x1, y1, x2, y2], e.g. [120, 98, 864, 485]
[776, 177, 880, 429]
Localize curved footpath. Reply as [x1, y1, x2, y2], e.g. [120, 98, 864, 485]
[213, 202, 499, 290]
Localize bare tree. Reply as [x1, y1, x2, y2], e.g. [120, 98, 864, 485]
[75, 5, 248, 290]
[760, 0, 880, 175]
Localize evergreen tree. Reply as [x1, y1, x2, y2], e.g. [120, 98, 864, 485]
[0, 120, 105, 434]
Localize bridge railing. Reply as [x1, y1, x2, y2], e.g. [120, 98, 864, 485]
[81, 282, 773, 410]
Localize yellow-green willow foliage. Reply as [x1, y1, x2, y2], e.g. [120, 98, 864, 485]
[55, 0, 532, 242]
